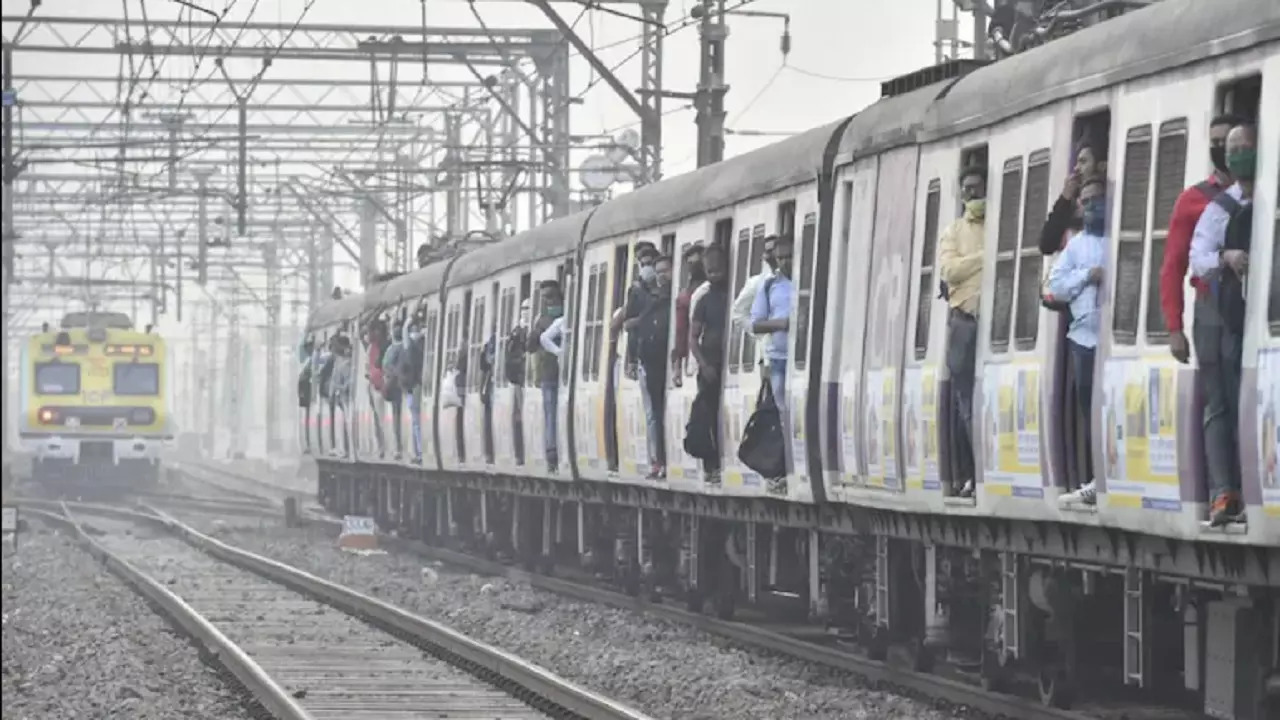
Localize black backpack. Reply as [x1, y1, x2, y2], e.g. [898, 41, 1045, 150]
[400, 333, 424, 391]
[297, 363, 312, 408]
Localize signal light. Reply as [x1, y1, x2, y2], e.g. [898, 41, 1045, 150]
[38, 407, 56, 424]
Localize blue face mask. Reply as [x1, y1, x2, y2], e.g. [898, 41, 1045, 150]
[1082, 197, 1106, 234]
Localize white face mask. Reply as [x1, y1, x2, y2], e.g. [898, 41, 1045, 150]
[519, 309, 530, 326]
[639, 265, 657, 284]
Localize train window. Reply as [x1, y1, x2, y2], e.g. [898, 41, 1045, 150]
[35, 362, 80, 395]
[114, 363, 159, 396]
[526, 290, 543, 387]
[444, 303, 461, 378]
[582, 268, 599, 378]
[777, 200, 797, 241]
[1014, 149, 1051, 351]
[1145, 119, 1188, 344]
[914, 180, 942, 361]
[990, 156, 1024, 353]
[1113, 124, 1153, 346]
[560, 268, 575, 386]
[794, 213, 818, 369]
[592, 264, 607, 377]
[661, 233, 676, 259]
[423, 309, 439, 393]
[729, 228, 751, 375]
[468, 297, 487, 392]
[497, 287, 516, 388]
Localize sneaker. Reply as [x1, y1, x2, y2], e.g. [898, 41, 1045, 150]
[767, 477, 788, 496]
[958, 479, 975, 498]
[645, 464, 666, 480]
[1209, 491, 1242, 527]
[704, 470, 722, 486]
[1058, 481, 1097, 506]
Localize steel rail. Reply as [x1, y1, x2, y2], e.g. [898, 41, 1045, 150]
[26, 497, 655, 720]
[24, 503, 312, 720]
[300, 513, 1099, 720]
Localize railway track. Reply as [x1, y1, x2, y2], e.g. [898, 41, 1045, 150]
[21, 500, 652, 720]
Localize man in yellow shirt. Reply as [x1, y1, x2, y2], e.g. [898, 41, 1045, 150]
[936, 164, 987, 498]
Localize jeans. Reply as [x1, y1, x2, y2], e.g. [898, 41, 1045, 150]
[1067, 339, 1095, 488]
[642, 361, 667, 467]
[695, 372, 722, 473]
[1193, 296, 1242, 499]
[512, 385, 525, 465]
[541, 381, 559, 469]
[768, 357, 787, 405]
[406, 389, 422, 459]
[946, 308, 978, 488]
[638, 364, 658, 465]
[368, 386, 386, 456]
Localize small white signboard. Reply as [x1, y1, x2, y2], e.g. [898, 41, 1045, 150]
[2, 506, 17, 550]
[338, 515, 378, 551]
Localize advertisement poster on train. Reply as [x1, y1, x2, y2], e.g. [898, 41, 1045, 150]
[1259, 348, 1280, 517]
[1101, 358, 1180, 511]
[791, 390, 808, 480]
[863, 371, 900, 490]
[840, 371, 861, 485]
[863, 370, 884, 484]
[902, 367, 940, 491]
[981, 363, 1043, 498]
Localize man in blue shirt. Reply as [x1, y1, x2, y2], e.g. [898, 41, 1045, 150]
[1047, 175, 1107, 506]
[750, 236, 794, 403]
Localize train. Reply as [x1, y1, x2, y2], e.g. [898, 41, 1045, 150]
[18, 311, 174, 490]
[301, 1, 1279, 717]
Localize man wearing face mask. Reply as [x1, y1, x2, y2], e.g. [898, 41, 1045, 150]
[734, 235, 778, 381]
[634, 255, 674, 479]
[505, 299, 531, 465]
[1160, 114, 1241, 364]
[937, 164, 988, 498]
[402, 310, 426, 463]
[531, 281, 565, 473]
[1190, 121, 1257, 527]
[1048, 175, 1109, 506]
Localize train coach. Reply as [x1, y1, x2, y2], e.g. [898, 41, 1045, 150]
[302, 0, 1278, 715]
[19, 311, 174, 490]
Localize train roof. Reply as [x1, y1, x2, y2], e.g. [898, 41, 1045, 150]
[450, 210, 593, 287]
[584, 119, 846, 244]
[364, 260, 449, 312]
[306, 291, 365, 331]
[923, 0, 1280, 140]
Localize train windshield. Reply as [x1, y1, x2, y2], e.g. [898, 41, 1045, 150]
[35, 363, 81, 395]
[113, 363, 159, 395]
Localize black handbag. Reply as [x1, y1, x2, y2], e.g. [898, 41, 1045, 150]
[737, 381, 786, 479]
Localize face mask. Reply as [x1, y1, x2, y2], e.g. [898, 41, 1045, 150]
[545, 304, 564, 319]
[1210, 145, 1229, 175]
[1082, 198, 1106, 234]
[639, 265, 656, 284]
[409, 330, 422, 342]
[965, 199, 986, 220]
[1226, 147, 1256, 181]
[518, 310, 530, 327]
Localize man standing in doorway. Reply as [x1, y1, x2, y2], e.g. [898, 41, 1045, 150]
[530, 281, 565, 473]
[1190, 121, 1256, 527]
[688, 245, 730, 484]
[734, 235, 778, 381]
[937, 164, 988, 498]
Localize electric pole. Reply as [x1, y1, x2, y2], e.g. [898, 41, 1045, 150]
[694, 0, 728, 168]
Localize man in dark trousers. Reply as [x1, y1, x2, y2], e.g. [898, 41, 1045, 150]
[634, 255, 674, 479]
[687, 245, 729, 485]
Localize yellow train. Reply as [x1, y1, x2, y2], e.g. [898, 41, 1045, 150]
[18, 311, 173, 489]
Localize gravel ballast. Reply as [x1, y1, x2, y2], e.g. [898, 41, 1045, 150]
[1, 526, 257, 720]
[212, 520, 964, 720]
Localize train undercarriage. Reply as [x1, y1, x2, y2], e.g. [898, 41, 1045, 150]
[29, 437, 163, 497]
[317, 462, 1278, 720]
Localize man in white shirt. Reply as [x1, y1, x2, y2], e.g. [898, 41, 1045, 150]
[1188, 121, 1255, 527]
[732, 235, 778, 380]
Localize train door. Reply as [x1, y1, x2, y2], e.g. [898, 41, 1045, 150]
[664, 225, 708, 487]
[557, 258, 575, 477]
[976, 109, 1057, 509]
[902, 147, 952, 500]
[784, 198, 821, 495]
[604, 243, 629, 474]
[439, 298, 463, 468]
[460, 289, 482, 467]
[419, 304, 440, 469]
[493, 280, 519, 471]
[573, 245, 612, 479]
[1252, 61, 1280, 533]
[522, 262, 558, 476]
[615, 240, 652, 480]
[858, 146, 921, 498]
[828, 156, 879, 499]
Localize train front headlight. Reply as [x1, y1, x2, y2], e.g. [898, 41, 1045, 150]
[38, 407, 55, 424]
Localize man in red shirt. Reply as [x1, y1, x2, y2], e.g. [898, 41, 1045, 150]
[1158, 114, 1239, 362]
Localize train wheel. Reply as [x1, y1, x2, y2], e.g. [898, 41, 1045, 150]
[912, 637, 936, 673]
[867, 625, 889, 662]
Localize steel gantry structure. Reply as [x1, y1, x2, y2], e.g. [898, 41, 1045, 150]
[1, 1, 672, 457]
